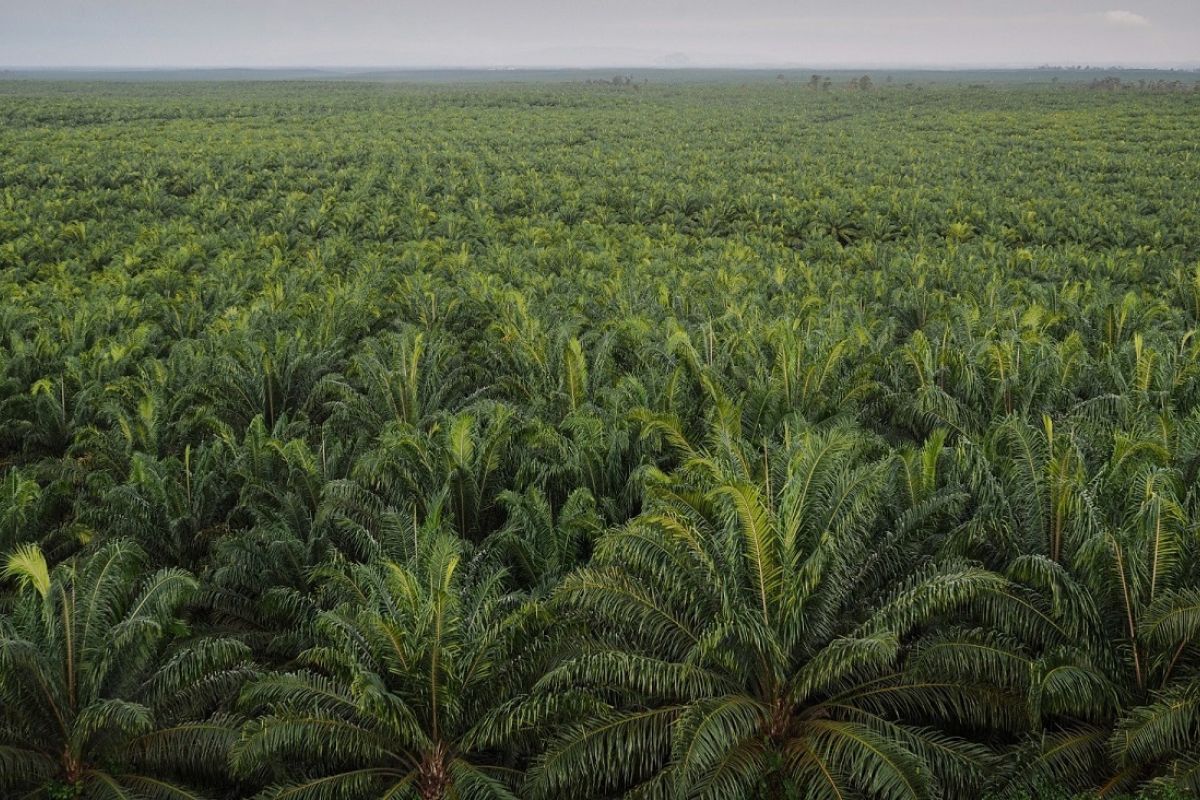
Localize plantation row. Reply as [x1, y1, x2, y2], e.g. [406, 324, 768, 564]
[1, 81, 1199, 799]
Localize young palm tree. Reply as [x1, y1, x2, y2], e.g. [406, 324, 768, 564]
[234, 533, 557, 799]
[0, 540, 254, 799]
[351, 401, 521, 542]
[533, 421, 1016, 800]
[483, 486, 602, 595]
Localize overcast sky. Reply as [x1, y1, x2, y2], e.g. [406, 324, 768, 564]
[2, 0, 1197, 68]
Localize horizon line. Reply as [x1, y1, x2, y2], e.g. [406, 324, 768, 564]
[4, 63, 1200, 72]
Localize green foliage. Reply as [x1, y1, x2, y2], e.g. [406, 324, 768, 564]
[0, 540, 254, 798]
[533, 419, 1013, 799]
[233, 532, 557, 799]
[1, 79, 1199, 798]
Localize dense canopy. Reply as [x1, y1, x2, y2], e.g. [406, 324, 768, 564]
[1, 76, 1199, 799]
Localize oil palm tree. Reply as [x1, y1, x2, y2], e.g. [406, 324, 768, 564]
[533, 421, 1016, 800]
[483, 486, 602, 595]
[955, 414, 1200, 795]
[234, 533, 557, 799]
[350, 401, 522, 543]
[0, 540, 254, 799]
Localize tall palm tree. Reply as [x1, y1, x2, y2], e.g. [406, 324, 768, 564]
[533, 421, 1017, 800]
[0, 540, 254, 799]
[956, 414, 1200, 795]
[234, 533, 557, 799]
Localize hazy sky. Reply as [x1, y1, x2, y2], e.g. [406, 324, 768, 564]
[2, 0, 1198, 68]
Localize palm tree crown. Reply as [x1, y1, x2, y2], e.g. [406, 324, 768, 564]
[0, 540, 254, 799]
[534, 420, 1017, 799]
[235, 533, 555, 800]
